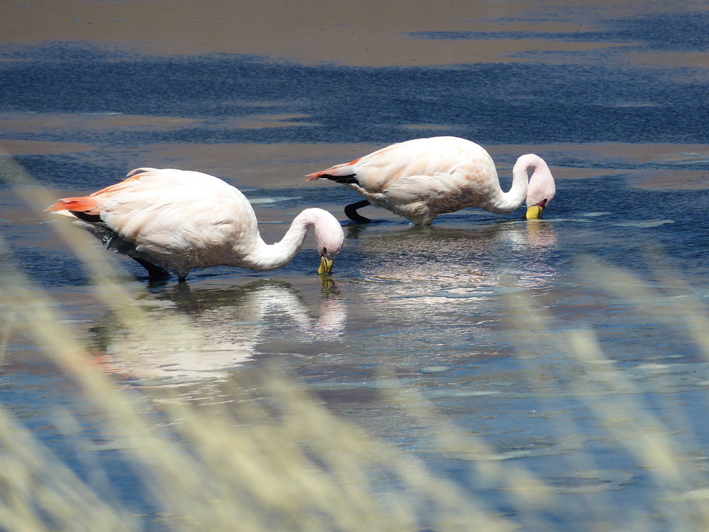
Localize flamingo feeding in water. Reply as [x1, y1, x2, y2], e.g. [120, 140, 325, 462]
[47, 168, 345, 281]
[306, 136, 556, 224]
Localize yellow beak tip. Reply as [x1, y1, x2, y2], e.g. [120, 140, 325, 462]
[318, 256, 334, 275]
[525, 205, 544, 220]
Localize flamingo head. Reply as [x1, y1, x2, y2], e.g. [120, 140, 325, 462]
[522, 155, 556, 220]
[311, 210, 345, 274]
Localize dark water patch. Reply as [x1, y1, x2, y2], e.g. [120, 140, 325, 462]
[3, 154, 124, 190]
[409, 30, 623, 42]
[0, 40, 141, 62]
[0, 353, 159, 519]
[411, 11, 709, 51]
[4, 245, 93, 287]
[617, 11, 709, 51]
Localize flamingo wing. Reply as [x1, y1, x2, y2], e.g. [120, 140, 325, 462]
[307, 137, 492, 193]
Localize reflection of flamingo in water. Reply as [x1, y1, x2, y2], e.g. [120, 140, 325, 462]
[345, 221, 558, 287]
[92, 280, 346, 385]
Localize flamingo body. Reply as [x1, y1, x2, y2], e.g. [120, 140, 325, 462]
[48, 168, 344, 280]
[306, 136, 556, 224]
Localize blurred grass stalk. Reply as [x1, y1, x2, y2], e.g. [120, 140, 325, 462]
[507, 258, 709, 530]
[2, 151, 709, 531]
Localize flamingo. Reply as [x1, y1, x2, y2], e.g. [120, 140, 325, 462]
[47, 168, 345, 281]
[306, 136, 556, 224]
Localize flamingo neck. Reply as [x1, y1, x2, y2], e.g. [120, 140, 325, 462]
[240, 210, 319, 271]
[489, 154, 541, 214]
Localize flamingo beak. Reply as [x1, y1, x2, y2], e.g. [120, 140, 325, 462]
[526, 198, 549, 220]
[318, 255, 334, 274]
[525, 204, 544, 219]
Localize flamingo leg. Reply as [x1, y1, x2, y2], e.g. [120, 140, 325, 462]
[133, 257, 171, 280]
[344, 200, 372, 223]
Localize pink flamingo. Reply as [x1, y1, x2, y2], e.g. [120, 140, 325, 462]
[48, 168, 344, 281]
[307, 136, 556, 224]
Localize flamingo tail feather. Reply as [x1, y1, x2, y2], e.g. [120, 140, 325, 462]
[45, 197, 100, 215]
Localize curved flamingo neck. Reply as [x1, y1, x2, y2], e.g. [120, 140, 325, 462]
[486, 155, 539, 214]
[240, 210, 321, 271]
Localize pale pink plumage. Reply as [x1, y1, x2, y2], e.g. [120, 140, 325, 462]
[48, 168, 344, 281]
[306, 136, 556, 224]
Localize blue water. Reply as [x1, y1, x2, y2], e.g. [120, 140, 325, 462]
[1, 48, 708, 147]
[2, 2, 709, 530]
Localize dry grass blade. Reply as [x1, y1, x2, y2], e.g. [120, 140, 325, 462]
[505, 261, 709, 530]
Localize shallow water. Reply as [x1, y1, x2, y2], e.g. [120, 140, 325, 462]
[2, 0, 709, 529]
